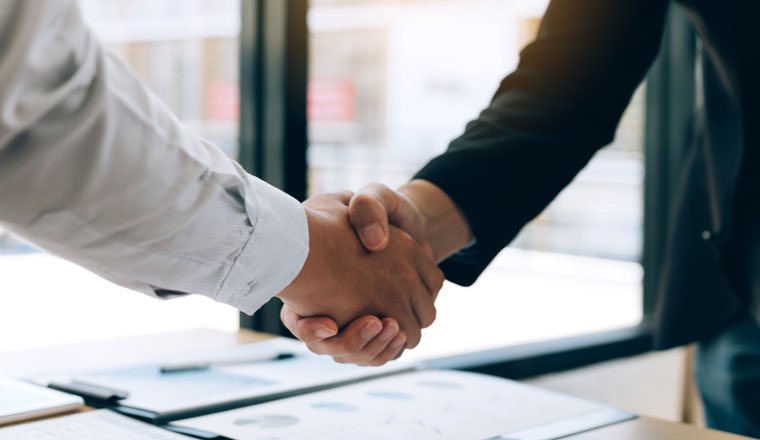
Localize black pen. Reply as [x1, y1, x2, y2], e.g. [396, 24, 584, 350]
[159, 352, 295, 374]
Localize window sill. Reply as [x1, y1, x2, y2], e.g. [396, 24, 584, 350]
[422, 325, 653, 379]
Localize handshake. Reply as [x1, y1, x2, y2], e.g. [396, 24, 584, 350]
[275, 179, 473, 367]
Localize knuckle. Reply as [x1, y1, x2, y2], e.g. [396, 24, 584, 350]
[407, 331, 421, 348]
[363, 359, 385, 367]
[436, 273, 445, 291]
[280, 307, 297, 330]
[367, 182, 389, 194]
[435, 266, 445, 282]
[376, 351, 396, 366]
[339, 338, 362, 355]
[354, 353, 375, 366]
[351, 192, 376, 208]
[293, 324, 316, 342]
[333, 356, 350, 364]
[337, 190, 354, 199]
[281, 319, 295, 334]
[396, 229, 416, 246]
[305, 343, 325, 356]
[424, 307, 437, 328]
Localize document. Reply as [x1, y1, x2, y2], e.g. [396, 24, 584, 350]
[34, 337, 413, 422]
[0, 377, 82, 425]
[174, 369, 635, 440]
[0, 409, 192, 439]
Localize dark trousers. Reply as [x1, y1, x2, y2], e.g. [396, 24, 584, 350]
[696, 312, 760, 438]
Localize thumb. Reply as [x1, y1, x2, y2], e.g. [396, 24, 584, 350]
[349, 184, 392, 251]
[350, 183, 428, 252]
[281, 305, 338, 342]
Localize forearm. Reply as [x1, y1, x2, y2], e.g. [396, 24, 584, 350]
[408, 0, 667, 285]
[0, 0, 309, 312]
[399, 179, 473, 263]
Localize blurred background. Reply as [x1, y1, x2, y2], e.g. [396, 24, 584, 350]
[0, 0, 643, 363]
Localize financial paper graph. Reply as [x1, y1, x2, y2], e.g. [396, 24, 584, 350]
[176, 370, 620, 440]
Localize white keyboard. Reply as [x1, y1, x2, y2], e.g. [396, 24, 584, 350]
[0, 410, 192, 440]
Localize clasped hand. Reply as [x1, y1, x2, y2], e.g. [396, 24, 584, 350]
[276, 188, 443, 365]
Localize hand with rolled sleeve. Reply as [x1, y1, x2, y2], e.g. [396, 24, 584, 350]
[277, 191, 443, 349]
[281, 180, 473, 365]
[0, 0, 442, 344]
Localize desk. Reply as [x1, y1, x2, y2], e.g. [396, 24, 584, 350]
[0, 329, 751, 439]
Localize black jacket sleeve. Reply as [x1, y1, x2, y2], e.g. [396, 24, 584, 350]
[414, 0, 669, 285]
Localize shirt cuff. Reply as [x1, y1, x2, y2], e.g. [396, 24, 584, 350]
[215, 178, 310, 314]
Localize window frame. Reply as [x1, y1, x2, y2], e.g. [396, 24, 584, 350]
[238, 0, 309, 335]
[239, 1, 697, 378]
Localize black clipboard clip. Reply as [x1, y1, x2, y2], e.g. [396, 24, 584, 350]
[48, 380, 129, 406]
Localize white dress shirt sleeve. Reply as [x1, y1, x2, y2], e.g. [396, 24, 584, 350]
[0, 0, 309, 314]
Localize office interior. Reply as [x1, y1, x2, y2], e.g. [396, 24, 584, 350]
[0, 0, 745, 439]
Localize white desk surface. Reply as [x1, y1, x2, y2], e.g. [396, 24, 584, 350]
[0, 329, 751, 439]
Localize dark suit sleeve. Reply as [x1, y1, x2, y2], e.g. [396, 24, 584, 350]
[414, 0, 669, 285]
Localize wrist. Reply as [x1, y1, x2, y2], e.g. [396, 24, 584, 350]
[276, 206, 321, 305]
[399, 179, 473, 263]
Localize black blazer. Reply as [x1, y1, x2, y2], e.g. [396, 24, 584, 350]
[415, 0, 757, 349]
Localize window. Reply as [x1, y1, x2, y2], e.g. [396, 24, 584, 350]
[0, 0, 241, 352]
[1, 1, 692, 373]
[306, 0, 645, 361]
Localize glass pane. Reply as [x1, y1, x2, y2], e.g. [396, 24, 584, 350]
[80, 0, 240, 158]
[307, 0, 643, 360]
[0, 0, 241, 352]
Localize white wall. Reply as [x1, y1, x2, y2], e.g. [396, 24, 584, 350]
[522, 348, 694, 423]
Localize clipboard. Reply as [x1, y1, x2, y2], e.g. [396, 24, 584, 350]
[0, 377, 83, 426]
[36, 337, 414, 424]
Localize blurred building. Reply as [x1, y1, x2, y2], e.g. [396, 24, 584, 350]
[0, 0, 241, 254]
[307, 0, 644, 262]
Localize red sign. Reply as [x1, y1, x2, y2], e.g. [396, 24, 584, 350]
[308, 79, 356, 122]
[206, 80, 240, 121]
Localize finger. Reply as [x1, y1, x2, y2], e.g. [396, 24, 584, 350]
[349, 185, 391, 251]
[280, 305, 338, 344]
[393, 339, 407, 360]
[416, 247, 446, 302]
[422, 241, 435, 261]
[333, 318, 400, 365]
[410, 278, 437, 330]
[362, 331, 407, 367]
[350, 183, 426, 252]
[398, 302, 423, 349]
[310, 316, 383, 357]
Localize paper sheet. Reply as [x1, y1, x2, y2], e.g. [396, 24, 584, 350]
[0, 378, 82, 425]
[175, 369, 634, 440]
[0, 410, 191, 439]
[49, 337, 412, 417]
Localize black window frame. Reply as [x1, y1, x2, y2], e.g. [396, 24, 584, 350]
[238, 1, 697, 379]
[238, 0, 309, 334]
